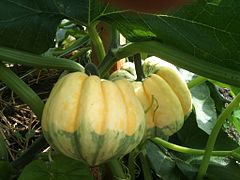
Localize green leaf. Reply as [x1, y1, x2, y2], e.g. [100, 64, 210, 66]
[175, 113, 209, 149]
[232, 147, 240, 159]
[175, 156, 240, 180]
[100, 0, 240, 86]
[191, 83, 218, 134]
[0, 0, 106, 53]
[18, 160, 49, 179]
[175, 112, 239, 150]
[1, 0, 240, 86]
[0, 161, 12, 180]
[232, 109, 240, 132]
[19, 154, 93, 180]
[207, 159, 240, 180]
[145, 141, 180, 180]
[0, 133, 8, 161]
[191, 157, 240, 180]
[174, 158, 198, 180]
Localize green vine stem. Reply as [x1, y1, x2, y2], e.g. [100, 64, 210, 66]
[107, 159, 129, 180]
[196, 92, 240, 180]
[87, 23, 106, 62]
[187, 76, 207, 89]
[151, 137, 233, 157]
[110, 41, 240, 87]
[0, 63, 44, 118]
[0, 47, 84, 72]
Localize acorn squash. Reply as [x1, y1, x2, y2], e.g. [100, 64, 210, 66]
[41, 72, 145, 166]
[134, 56, 192, 136]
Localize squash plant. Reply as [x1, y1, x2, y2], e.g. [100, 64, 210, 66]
[0, 0, 240, 179]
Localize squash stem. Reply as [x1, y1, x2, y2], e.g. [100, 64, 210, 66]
[107, 159, 129, 180]
[133, 53, 145, 81]
[196, 92, 240, 180]
[88, 23, 106, 63]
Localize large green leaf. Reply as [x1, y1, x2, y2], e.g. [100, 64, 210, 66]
[1, 0, 240, 85]
[146, 141, 182, 180]
[175, 112, 239, 150]
[190, 156, 240, 180]
[100, 0, 240, 86]
[0, 0, 106, 53]
[18, 154, 93, 180]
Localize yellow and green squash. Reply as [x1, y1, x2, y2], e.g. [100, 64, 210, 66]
[41, 72, 146, 166]
[134, 56, 192, 136]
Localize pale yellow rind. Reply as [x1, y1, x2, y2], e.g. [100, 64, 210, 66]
[93, 79, 127, 163]
[42, 72, 88, 133]
[42, 72, 88, 158]
[93, 79, 145, 163]
[132, 81, 155, 129]
[115, 79, 145, 136]
[143, 74, 184, 136]
[155, 68, 192, 116]
[143, 56, 192, 117]
[77, 76, 109, 164]
[143, 56, 177, 76]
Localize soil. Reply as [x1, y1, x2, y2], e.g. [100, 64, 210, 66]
[0, 65, 61, 161]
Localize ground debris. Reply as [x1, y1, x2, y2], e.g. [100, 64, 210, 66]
[0, 66, 61, 161]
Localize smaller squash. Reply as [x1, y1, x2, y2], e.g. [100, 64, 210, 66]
[143, 56, 192, 116]
[108, 56, 192, 136]
[109, 61, 137, 81]
[134, 56, 192, 136]
[133, 74, 185, 137]
[109, 69, 136, 81]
